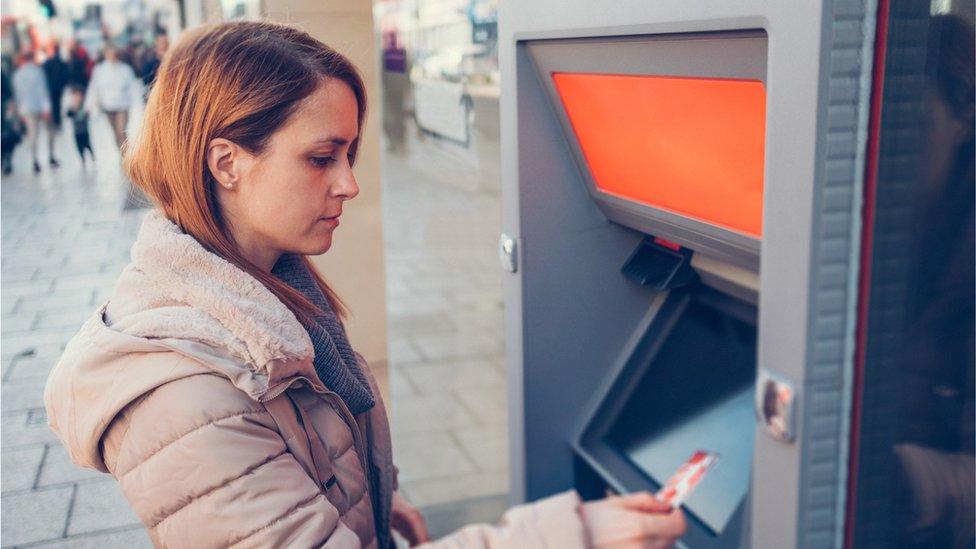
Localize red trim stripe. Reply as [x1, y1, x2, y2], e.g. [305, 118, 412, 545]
[844, 0, 891, 546]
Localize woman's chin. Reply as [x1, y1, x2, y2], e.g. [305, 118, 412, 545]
[291, 237, 333, 257]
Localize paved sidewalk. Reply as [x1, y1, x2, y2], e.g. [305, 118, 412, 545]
[382, 126, 509, 515]
[1, 113, 153, 547]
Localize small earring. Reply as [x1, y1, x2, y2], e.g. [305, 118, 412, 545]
[224, 183, 233, 189]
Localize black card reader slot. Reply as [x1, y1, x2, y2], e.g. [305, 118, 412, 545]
[622, 237, 699, 290]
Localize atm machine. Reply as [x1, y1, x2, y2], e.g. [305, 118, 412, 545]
[498, 1, 885, 548]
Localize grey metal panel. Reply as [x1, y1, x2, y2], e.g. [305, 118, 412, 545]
[508, 38, 654, 501]
[793, 1, 877, 548]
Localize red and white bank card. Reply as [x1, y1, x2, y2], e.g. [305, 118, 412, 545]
[655, 450, 720, 508]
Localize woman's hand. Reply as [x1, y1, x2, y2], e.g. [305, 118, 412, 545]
[581, 492, 686, 549]
[391, 491, 431, 546]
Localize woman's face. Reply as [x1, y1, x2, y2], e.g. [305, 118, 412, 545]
[218, 78, 360, 270]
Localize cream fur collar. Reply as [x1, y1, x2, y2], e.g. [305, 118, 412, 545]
[106, 210, 314, 373]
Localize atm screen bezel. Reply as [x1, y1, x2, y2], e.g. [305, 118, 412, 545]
[525, 30, 767, 271]
[573, 287, 757, 545]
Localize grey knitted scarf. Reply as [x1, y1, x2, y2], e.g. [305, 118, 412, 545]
[272, 254, 375, 415]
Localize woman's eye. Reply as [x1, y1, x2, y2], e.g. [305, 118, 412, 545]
[310, 156, 335, 168]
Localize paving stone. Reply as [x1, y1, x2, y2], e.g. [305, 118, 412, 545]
[388, 312, 455, 336]
[4, 251, 62, 270]
[50, 273, 120, 292]
[2, 296, 21, 315]
[35, 262, 105, 283]
[2, 265, 39, 283]
[390, 394, 479, 434]
[26, 408, 49, 427]
[1, 330, 74, 358]
[455, 385, 508, 426]
[1, 377, 50, 413]
[387, 364, 417, 397]
[37, 444, 106, 488]
[6, 353, 59, 381]
[1, 311, 38, 334]
[34, 308, 95, 331]
[90, 288, 114, 306]
[0, 486, 73, 545]
[386, 292, 453, 317]
[67, 480, 141, 535]
[400, 358, 503, 394]
[1, 445, 45, 492]
[393, 431, 477, 483]
[1, 411, 60, 448]
[1, 280, 55, 303]
[62, 247, 119, 267]
[400, 471, 509, 507]
[388, 337, 422, 364]
[17, 291, 97, 315]
[27, 527, 152, 548]
[453, 425, 509, 472]
[412, 331, 502, 361]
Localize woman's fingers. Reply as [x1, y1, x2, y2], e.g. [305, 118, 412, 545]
[392, 492, 431, 546]
[393, 507, 431, 546]
[407, 510, 431, 545]
[615, 492, 674, 514]
[582, 494, 687, 548]
[635, 508, 687, 540]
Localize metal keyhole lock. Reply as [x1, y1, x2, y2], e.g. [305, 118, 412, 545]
[755, 368, 797, 443]
[499, 233, 518, 273]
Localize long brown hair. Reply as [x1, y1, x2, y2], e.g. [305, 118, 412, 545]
[125, 21, 368, 324]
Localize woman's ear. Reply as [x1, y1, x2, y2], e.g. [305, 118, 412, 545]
[207, 138, 242, 191]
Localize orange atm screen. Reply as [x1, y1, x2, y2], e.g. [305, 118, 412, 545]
[551, 73, 766, 238]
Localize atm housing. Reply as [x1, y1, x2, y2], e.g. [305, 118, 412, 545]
[526, 31, 766, 548]
[501, 2, 878, 547]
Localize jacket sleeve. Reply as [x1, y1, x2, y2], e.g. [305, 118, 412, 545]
[104, 374, 362, 548]
[419, 491, 589, 549]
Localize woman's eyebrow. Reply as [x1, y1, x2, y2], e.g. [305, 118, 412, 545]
[311, 137, 349, 146]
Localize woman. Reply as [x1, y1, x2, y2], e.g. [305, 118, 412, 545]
[84, 45, 137, 151]
[44, 22, 685, 548]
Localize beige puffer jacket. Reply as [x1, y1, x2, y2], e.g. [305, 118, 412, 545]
[44, 210, 589, 548]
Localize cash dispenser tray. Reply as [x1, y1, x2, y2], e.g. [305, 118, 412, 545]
[574, 286, 757, 547]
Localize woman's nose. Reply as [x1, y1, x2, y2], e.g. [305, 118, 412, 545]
[332, 165, 360, 201]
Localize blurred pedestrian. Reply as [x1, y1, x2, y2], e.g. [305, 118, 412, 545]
[1, 67, 22, 174]
[12, 51, 59, 172]
[140, 33, 169, 90]
[85, 45, 137, 152]
[67, 42, 91, 88]
[42, 42, 70, 130]
[65, 85, 94, 166]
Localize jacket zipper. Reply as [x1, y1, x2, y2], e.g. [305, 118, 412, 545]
[263, 377, 375, 521]
[320, 392, 375, 510]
